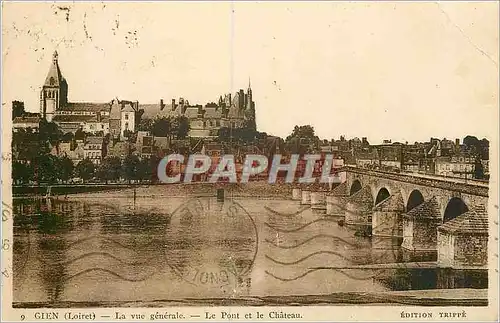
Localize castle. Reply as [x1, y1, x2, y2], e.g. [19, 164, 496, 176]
[38, 51, 256, 139]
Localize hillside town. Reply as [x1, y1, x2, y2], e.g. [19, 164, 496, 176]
[11, 51, 489, 185]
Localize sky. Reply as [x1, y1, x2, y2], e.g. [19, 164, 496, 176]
[2, 2, 498, 144]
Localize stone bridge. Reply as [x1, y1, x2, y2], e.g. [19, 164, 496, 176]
[343, 166, 488, 219]
[294, 166, 490, 269]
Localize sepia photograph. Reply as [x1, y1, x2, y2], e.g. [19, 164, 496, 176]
[1, 1, 498, 321]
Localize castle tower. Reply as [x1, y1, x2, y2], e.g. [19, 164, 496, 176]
[246, 77, 253, 110]
[40, 50, 68, 122]
[244, 78, 256, 131]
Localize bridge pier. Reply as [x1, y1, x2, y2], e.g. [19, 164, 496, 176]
[437, 205, 488, 269]
[310, 190, 327, 213]
[292, 185, 302, 201]
[345, 186, 373, 226]
[326, 183, 347, 217]
[301, 187, 311, 205]
[401, 197, 441, 260]
[372, 193, 404, 238]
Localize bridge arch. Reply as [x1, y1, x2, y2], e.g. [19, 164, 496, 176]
[443, 197, 469, 223]
[349, 179, 362, 196]
[406, 189, 424, 212]
[375, 187, 390, 205]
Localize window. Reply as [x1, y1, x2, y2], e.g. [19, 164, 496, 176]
[125, 114, 129, 120]
[49, 77, 55, 86]
[216, 120, 220, 127]
[101, 125, 104, 129]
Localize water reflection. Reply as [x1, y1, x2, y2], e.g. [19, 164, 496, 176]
[12, 196, 487, 307]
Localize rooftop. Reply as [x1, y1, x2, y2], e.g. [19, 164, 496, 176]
[438, 205, 488, 235]
[405, 196, 441, 219]
[60, 102, 111, 112]
[13, 116, 40, 124]
[373, 192, 404, 212]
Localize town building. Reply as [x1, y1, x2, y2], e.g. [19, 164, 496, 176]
[83, 136, 105, 165]
[13, 116, 40, 132]
[435, 154, 477, 179]
[39, 51, 256, 140]
[138, 80, 256, 138]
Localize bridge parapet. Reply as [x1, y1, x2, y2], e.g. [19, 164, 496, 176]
[340, 166, 489, 197]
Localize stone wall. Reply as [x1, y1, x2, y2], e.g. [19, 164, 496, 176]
[437, 231, 454, 267]
[401, 218, 413, 250]
[413, 219, 440, 251]
[372, 211, 401, 237]
[402, 217, 440, 251]
[454, 234, 488, 268]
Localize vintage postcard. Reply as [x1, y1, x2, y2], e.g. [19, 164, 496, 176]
[1, 1, 499, 322]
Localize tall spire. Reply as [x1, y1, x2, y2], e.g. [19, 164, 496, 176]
[44, 50, 64, 87]
[248, 77, 251, 90]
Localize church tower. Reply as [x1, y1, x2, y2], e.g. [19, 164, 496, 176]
[40, 51, 68, 122]
[246, 77, 253, 110]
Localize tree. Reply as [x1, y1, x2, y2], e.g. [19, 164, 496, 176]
[75, 128, 86, 141]
[123, 130, 137, 144]
[138, 117, 154, 132]
[218, 127, 231, 141]
[152, 117, 171, 137]
[474, 157, 484, 180]
[463, 135, 480, 149]
[62, 132, 74, 142]
[138, 157, 154, 181]
[58, 156, 74, 183]
[175, 116, 191, 139]
[12, 161, 32, 184]
[122, 155, 141, 183]
[32, 154, 59, 184]
[97, 156, 121, 183]
[75, 159, 95, 183]
[39, 120, 62, 147]
[285, 125, 318, 142]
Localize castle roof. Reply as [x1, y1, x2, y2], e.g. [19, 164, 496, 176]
[204, 106, 223, 118]
[13, 116, 40, 124]
[52, 114, 109, 123]
[373, 192, 404, 212]
[60, 102, 111, 112]
[405, 196, 440, 219]
[438, 205, 488, 235]
[52, 115, 96, 123]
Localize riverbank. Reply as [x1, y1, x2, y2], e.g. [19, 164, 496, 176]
[50, 181, 294, 200]
[13, 288, 488, 308]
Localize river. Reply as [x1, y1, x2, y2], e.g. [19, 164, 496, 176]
[12, 189, 487, 307]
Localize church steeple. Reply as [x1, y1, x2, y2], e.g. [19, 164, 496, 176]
[40, 50, 68, 121]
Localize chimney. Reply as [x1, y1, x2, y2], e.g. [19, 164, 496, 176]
[171, 99, 176, 111]
[455, 138, 460, 146]
[160, 99, 164, 111]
